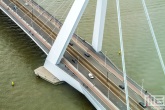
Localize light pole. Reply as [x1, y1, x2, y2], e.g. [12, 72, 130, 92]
[77, 56, 79, 71]
[31, 1, 33, 28]
[107, 72, 109, 99]
[141, 79, 144, 95]
[76, 28, 78, 43]
[105, 51, 107, 66]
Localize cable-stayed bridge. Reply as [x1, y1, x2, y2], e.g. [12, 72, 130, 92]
[0, 0, 164, 110]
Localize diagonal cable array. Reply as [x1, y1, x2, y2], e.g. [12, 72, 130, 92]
[141, 0, 165, 75]
[58, 0, 74, 22]
[116, 0, 130, 110]
[38, 0, 68, 32]
[22, 0, 47, 18]
[10, 0, 74, 44]
[48, 0, 74, 37]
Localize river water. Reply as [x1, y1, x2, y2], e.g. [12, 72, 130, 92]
[0, 0, 165, 109]
[0, 11, 94, 110]
[35, 0, 165, 94]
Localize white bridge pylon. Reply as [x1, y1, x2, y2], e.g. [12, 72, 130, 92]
[92, 0, 107, 52]
[46, 0, 107, 65]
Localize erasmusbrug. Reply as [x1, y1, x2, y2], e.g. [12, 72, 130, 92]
[0, 0, 165, 109]
[34, 0, 165, 96]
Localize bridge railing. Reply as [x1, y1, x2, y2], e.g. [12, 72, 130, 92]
[3, 0, 53, 45]
[61, 58, 119, 110]
[29, 0, 62, 33]
[71, 25, 164, 109]
[59, 63, 111, 110]
[2, 0, 163, 109]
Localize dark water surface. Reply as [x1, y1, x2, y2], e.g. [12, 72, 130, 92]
[0, 11, 94, 110]
[37, 0, 165, 94]
[1, 0, 165, 109]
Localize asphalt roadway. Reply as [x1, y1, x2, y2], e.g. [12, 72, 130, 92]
[2, 0, 161, 109]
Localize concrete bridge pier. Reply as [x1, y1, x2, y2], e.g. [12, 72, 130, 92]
[44, 59, 106, 110]
[0, 0, 113, 109]
[43, 0, 106, 109]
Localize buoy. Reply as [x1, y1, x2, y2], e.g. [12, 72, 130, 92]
[12, 81, 14, 86]
[118, 51, 121, 55]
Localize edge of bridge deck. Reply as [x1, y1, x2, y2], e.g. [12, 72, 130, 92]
[1, 0, 163, 109]
[34, 66, 62, 85]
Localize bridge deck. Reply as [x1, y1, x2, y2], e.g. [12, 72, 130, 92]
[0, 0, 163, 109]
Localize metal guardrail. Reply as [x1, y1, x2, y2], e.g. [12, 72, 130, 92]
[62, 58, 119, 110]
[1, 0, 163, 109]
[31, 0, 62, 30]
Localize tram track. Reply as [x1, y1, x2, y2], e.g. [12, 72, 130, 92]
[9, 0, 144, 109]
[10, 0, 56, 40]
[67, 46, 143, 110]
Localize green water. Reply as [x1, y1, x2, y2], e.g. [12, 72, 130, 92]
[0, 0, 165, 109]
[35, 0, 165, 95]
[0, 11, 94, 110]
